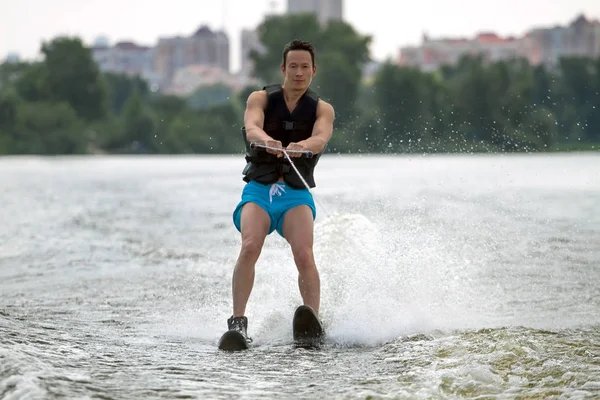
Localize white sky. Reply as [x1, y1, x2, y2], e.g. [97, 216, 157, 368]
[1, 0, 599, 72]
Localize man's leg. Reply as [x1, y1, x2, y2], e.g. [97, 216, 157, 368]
[232, 203, 270, 317]
[281, 205, 320, 315]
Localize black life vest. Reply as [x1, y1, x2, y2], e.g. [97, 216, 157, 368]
[241, 84, 323, 189]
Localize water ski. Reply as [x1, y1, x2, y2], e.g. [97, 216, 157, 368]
[293, 305, 325, 348]
[218, 330, 249, 351]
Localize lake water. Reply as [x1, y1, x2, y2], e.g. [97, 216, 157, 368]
[1, 153, 599, 399]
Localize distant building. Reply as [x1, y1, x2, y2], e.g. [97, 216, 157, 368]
[287, 0, 343, 24]
[91, 41, 160, 88]
[93, 36, 110, 48]
[528, 14, 600, 66]
[4, 52, 20, 63]
[92, 41, 152, 75]
[89, 25, 231, 94]
[154, 25, 230, 89]
[398, 14, 600, 71]
[398, 32, 535, 72]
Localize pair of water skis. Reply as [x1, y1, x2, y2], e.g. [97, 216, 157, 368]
[218, 305, 324, 351]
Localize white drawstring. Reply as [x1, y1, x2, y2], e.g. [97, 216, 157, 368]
[269, 182, 286, 203]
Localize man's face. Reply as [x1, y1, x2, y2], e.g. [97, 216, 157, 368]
[282, 50, 316, 91]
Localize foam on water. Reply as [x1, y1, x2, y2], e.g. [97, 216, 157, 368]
[314, 212, 424, 346]
[160, 210, 464, 348]
[148, 198, 594, 349]
[184, 199, 598, 349]
[0, 348, 48, 400]
[311, 211, 502, 344]
[148, 212, 407, 347]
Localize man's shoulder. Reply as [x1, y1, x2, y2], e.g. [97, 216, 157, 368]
[317, 98, 334, 109]
[246, 90, 268, 107]
[249, 89, 268, 99]
[317, 99, 335, 116]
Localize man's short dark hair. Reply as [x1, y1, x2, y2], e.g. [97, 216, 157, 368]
[282, 40, 315, 67]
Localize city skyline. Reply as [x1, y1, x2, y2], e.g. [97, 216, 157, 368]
[1, 0, 600, 73]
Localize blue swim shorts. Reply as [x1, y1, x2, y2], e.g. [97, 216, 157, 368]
[233, 180, 316, 238]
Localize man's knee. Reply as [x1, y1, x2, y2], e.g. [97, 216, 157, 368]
[240, 236, 265, 260]
[292, 246, 316, 271]
[237, 203, 270, 262]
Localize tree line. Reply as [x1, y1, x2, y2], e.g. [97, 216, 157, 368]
[0, 13, 599, 155]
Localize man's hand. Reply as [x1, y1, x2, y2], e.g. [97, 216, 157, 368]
[262, 139, 283, 157]
[285, 142, 308, 157]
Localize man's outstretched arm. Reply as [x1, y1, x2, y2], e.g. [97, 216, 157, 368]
[293, 100, 335, 154]
[244, 91, 271, 143]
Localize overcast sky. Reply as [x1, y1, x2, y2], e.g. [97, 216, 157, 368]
[1, 0, 599, 72]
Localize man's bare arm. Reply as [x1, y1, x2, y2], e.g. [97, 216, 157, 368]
[244, 91, 272, 143]
[295, 100, 335, 154]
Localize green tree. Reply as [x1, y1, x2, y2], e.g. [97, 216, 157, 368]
[554, 57, 596, 142]
[103, 72, 149, 115]
[0, 61, 31, 92]
[372, 63, 437, 151]
[148, 94, 188, 138]
[450, 56, 502, 143]
[531, 64, 555, 109]
[119, 89, 156, 152]
[164, 112, 230, 154]
[522, 106, 557, 149]
[41, 36, 108, 121]
[186, 83, 233, 109]
[312, 21, 371, 125]
[13, 101, 84, 154]
[14, 63, 47, 102]
[0, 87, 21, 132]
[584, 58, 600, 142]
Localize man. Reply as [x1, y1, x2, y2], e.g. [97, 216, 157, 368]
[225, 39, 335, 343]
